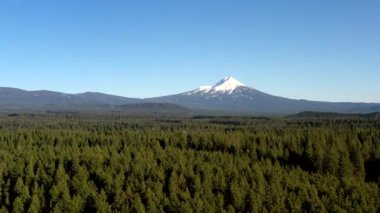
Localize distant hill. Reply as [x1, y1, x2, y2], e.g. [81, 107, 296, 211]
[116, 102, 188, 111]
[0, 87, 138, 106]
[1, 77, 380, 115]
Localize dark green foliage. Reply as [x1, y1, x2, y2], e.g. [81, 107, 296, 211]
[0, 114, 379, 212]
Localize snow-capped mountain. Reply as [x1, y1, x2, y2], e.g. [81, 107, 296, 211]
[147, 77, 380, 114]
[1, 77, 380, 114]
[188, 76, 248, 95]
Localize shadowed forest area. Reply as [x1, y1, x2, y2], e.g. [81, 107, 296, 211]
[0, 114, 379, 212]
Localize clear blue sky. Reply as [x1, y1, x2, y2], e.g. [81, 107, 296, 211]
[1, 0, 379, 102]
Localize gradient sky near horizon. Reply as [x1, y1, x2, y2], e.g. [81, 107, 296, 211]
[1, 0, 379, 102]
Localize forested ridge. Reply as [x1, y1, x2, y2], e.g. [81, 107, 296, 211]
[0, 114, 379, 212]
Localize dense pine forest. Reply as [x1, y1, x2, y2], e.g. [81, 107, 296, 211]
[0, 113, 379, 212]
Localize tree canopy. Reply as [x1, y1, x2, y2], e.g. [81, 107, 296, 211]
[0, 114, 379, 212]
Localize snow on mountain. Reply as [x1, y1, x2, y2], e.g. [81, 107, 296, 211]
[194, 85, 213, 93]
[188, 76, 248, 95]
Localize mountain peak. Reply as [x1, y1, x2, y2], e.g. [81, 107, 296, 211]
[212, 76, 246, 91]
[190, 76, 247, 94]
